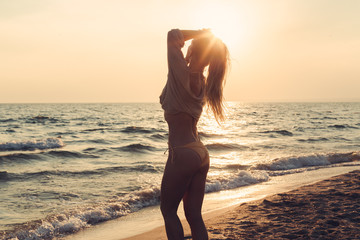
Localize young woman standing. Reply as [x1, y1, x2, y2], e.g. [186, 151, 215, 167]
[160, 28, 229, 240]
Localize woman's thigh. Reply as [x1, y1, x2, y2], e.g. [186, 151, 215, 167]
[183, 163, 209, 216]
[160, 148, 203, 212]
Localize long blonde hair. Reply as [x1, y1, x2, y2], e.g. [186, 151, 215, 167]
[188, 36, 230, 123]
[205, 38, 229, 123]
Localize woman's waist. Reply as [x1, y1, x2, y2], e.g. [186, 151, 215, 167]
[167, 132, 199, 147]
[164, 111, 199, 146]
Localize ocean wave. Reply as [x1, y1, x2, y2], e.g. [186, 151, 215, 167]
[149, 133, 167, 140]
[25, 115, 60, 124]
[0, 150, 97, 165]
[322, 116, 337, 120]
[333, 136, 351, 141]
[2, 187, 161, 240]
[253, 151, 360, 171]
[0, 152, 44, 163]
[121, 126, 158, 134]
[0, 138, 64, 152]
[128, 164, 160, 173]
[205, 171, 269, 193]
[113, 144, 157, 153]
[93, 164, 161, 174]
[0, 171, 9, 180]
[310, 116, 338, 120]
[260, 130, 293, 136]
[81, 127, 113, 133]
[259, 162, 360, 177]
[83, 147, 112, 154]
[0, 118, 16, 123]
[87, 139, 112, 144]
[328, 124, 358, 129]
[4, 164, 161, 182]
[297, 137, 329, 142]
[206, 143, 249, 151]
[45, 150, 99, 159]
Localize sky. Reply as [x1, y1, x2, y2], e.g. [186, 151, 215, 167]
[1, 0, 359, 103]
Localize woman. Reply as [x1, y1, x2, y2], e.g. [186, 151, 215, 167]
[159, 28, 229, 240]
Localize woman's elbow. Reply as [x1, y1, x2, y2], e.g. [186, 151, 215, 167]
[167, 29, 184, 47]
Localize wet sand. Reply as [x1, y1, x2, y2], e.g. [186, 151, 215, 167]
[126, 170, 360, 239]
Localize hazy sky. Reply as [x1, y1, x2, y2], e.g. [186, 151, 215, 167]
[1, 0, 359, 103]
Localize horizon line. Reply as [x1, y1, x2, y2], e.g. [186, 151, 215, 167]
[1, 99, 360, 104]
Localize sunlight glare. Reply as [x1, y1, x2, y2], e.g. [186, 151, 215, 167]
[193, 1, 248, 51]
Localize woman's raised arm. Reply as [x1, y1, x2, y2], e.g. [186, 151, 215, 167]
[180, 29, 212, 41]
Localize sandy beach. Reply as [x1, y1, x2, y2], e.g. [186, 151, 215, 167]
[127, 170, 360, 240]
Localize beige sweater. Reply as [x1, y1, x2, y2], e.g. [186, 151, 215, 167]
[159, 29, 205, 120]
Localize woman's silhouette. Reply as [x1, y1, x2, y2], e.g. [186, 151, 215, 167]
[160, 28, 229, 240]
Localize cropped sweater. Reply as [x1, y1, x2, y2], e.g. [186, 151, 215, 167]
[159, 29, 205, 120]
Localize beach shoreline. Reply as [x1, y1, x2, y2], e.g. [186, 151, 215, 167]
[61, 165, 360, 240]
[125, 169, 360, 240]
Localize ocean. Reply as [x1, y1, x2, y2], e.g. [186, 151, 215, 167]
[0, 102, 359, 239]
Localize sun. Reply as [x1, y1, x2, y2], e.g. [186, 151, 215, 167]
[192, 1, 248, 52]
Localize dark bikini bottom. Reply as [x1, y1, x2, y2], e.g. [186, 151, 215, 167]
[168, 141, 209, 166]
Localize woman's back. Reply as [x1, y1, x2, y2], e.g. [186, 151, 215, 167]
[165, 112, 199, 147]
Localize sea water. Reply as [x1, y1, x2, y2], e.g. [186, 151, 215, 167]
[0, 102, 359, 239]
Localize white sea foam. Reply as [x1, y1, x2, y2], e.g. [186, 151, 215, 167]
[205, 170, 269, 193]
[12, 216, 88, 240]
[5, 187, 161, 240]
[0, 138, 64, 151]
[5, 174, 273, 239]
[254, 151, 360, 171]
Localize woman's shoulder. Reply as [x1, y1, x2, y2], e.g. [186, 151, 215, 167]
[167, 29, 184, 48]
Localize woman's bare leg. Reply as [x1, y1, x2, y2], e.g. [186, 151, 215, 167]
[183, 163, 209, 240]
[160, 149, 202, 240]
